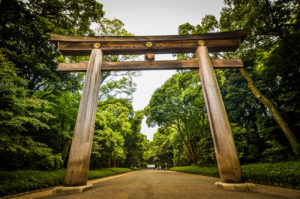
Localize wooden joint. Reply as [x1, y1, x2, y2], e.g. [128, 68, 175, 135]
[145, 53, 155, 60]
[93, 43, 101, 48]
[145, 42, 153, 48]
[198, 40, 205, 46]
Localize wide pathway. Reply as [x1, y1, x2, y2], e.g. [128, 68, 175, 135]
[30, 170, 300, 199]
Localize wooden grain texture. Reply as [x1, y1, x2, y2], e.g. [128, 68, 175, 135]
[56, 38, 241, 56]
[196, 46, 242, 183]
[57, 59, 243, 72]
[64, 49, 103, 186]
[51, 30, 247, 42]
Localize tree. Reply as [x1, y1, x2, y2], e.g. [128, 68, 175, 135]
[0, 0, 149, 170]
[0, 0, 104, 94]
[0, 52, 63, 170]
[146, 71, 211, 165]
[91, 98, 148, 168]
[220, 0, 300, 155]
[150, 127, 179, 167]
[177, 5, 300, 159]
[96, 18, 139, 102]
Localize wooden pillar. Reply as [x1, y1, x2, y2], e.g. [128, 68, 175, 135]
[64, 49, 103, 186]
[196, 46, 242, 183]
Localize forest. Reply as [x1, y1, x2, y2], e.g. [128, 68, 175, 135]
[149, 0, 300, 167]
[0, 0, 299, 196]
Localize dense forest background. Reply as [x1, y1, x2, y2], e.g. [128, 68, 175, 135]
[148, 0, 300, 167]
[0, 0, 149, 170]
[0, 0, 299, 173]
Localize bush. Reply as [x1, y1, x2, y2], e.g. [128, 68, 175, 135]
[0, 136, 63, 171]
[88, 168, 132, 179]
[170, 166, 219, 177]
[242, 161, 300, 189]
[0, 168, 132, 197]
[0, 170, 65, 197]
[171, 161, 300, 189]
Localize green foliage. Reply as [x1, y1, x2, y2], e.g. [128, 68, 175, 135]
[171, 166, 219, 177]
[0, 53, 53, 135]
[88, 168, 131, 179]
[91, 98, 149, 168]
[0, 0, 147, 172]
[0, 136, 63, 171]
[97, 18, 133, 37]
[178, 15, 218, 35]
[146, 71, 213, 166]
[0, 168, 131, 197]
[242, 161, 300, 189]
[97, 17, 139, 102]
[0, 0, 105, 170]
[175, 0, 300, 161]
[0, 53, 63, 170]
[0, 0, 103, 92]
[0, 170, 65, 197]
[220, 0, 300, 152]
[150, 127, 177, 167]
[171, 161, 300, 189]
[99, 76, 137, 101]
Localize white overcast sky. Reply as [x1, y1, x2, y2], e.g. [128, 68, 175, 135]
[98, 0, 225, 141]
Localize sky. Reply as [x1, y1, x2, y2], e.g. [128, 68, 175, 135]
[98, 0, 225, 141]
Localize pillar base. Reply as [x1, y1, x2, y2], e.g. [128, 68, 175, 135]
[215, 182, 256, 192]
[53, 184, 93, 195]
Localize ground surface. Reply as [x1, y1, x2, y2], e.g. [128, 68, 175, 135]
[11, 170, 300, 199]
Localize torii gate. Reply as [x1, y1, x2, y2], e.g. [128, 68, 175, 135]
[51, 30, 255, 193]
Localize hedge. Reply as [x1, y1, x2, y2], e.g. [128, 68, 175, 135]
[0, 168, 132, 197]
[171, 161, 300, 189]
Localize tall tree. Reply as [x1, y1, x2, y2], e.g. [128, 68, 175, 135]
[0, 0, 104, 94]
[0, 52, 63, 170]
[146, 71, 210, 165]
[220, 0, 300, 155]
[92, 98, 148, 168]
[178, 6, 300, 157]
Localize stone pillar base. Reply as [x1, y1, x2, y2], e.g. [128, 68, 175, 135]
[215, 182, 256, 192]
[53, 184, 93, 195]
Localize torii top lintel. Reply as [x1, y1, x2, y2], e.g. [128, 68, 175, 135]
[51, 30, 247, 56]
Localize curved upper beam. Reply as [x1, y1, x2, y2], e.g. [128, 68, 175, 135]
[51, 30, 248, 56]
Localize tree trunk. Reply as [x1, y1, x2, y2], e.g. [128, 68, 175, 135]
[239, 68, 299, 155]
[176, 123, 198, 164]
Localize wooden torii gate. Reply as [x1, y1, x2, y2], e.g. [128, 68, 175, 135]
[51, 30, 254, 192]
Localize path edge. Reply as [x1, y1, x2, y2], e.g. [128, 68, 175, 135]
[2, 170, 139, 199]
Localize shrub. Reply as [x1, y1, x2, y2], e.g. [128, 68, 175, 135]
[171, 166, 219, 177]
[0, 168, 132, 197]
[0, 136, 63, 171]
[171, 161, 300, 189]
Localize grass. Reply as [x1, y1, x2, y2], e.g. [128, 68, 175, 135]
[170, 161, 300, 189]
[0, 168, 132, 197]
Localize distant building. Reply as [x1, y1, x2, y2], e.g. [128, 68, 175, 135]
[147, 164, 155, 169]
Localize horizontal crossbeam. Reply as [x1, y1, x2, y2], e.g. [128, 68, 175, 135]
[51, 30, 247, 56]
[57, 59, 243, 72]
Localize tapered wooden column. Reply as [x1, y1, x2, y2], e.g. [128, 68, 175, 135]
[64, 49, 103, 186]
[196, 46, 242, 183]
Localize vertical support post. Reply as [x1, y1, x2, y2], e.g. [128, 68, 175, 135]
[64, 49, 103, 186]
[196, 46, 242, 183]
